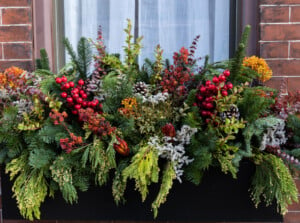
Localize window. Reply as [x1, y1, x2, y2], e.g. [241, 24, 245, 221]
[63, 0, 236, 65]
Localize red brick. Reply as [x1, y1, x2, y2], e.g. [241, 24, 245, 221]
[284, 212, 300, 223]
[265, 77, 287, 92]
[288, 201, 300, 211]
[261, 6, 289, 23]
[0, 60, 33, 71]
[260, 42, 289, 58]
[290, 42, 300, 58]
[2, 8, 31, 25]
[266, 60, 300, 76]
[0, 0, 31, 7]
[261, 24, 300, 41]
[3, 43, 32, 59]
[291, 6, 300, 22]
[294, 177, 300, 192]
[0, 26, 31, 42]
[261, 0, 300, 4]
[290, 78, 300, 92]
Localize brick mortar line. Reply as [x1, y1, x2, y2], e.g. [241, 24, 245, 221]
[272, 75, 300, 77]
[260, 22, 300, 25]
[260, 40, 300, 42]
[265, 58, 300, 60]
[288, 41, 291, 58]
[0, 41, 32, 44]
[289, 6, 292, 22]
[2, 43, 4, 60]
[0, 24, 32, 27]
[260, 4, 300, 7]
[0, 7, 31, 9]
[0, 59, 32, 61]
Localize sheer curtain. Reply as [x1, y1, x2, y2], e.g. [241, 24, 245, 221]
[64, 0, 230, 64]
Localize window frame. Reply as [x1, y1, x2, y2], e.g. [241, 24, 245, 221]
[33, 0, 259, 72]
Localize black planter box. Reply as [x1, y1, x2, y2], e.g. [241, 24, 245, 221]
[1, 161, 283, 222]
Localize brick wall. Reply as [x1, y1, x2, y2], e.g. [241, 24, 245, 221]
[0, 1, 33, 222]
[259, 1, 300, 223]
[260, 0, 300, 93]
[0, 0, 33, 72]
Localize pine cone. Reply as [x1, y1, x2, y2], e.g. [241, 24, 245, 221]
[85, 73, 106, 101]
[133, 82, 149, 96]
[219, 105, 240, 121]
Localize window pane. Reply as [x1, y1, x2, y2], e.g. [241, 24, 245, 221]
[64, 0, 231, 65]
[64, 0, 135, 61]
[139, 0, 230, 63]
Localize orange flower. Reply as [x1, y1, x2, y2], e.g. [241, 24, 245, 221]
[0, 66, 26, 89]
[118, 97, 138, 117]
[243, 56, 272, 82]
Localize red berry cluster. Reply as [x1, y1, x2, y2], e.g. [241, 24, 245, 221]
[78, 108, 116, 138]
[49, 109, 68, 125]
[160, 47, 194, 96]
[55, 76, 103, 115]
[194, 70, 233, 120]
[60, 133, 83, 153]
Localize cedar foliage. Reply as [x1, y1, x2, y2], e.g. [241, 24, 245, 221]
[250, 154, 298, 214]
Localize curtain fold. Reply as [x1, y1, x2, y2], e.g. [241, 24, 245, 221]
[64, 0, 230, 64]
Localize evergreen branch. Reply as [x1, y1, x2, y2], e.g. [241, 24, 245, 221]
[152, 161, 176, 218]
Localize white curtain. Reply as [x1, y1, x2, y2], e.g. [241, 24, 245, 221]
[64, 0, 230, 64]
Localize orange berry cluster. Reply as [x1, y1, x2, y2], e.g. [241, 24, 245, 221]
[49, 109, 68, 125]
[60, 133, 83, 153]
[78, 108, 116, 138]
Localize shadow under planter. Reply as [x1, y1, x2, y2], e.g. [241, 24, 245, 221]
[1, 161, 283, 222]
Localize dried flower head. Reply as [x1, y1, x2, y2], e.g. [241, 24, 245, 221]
[243, 56, 272, 82]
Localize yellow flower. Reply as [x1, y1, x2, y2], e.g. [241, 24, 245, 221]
[243, 56, 272, 82]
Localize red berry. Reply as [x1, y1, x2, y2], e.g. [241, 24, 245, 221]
[209, 85, 216, 91]
[205, 80, 211, 86]
[72, 93, 79, 99]
[61, 76, 67, 82]
[88, 102, 92, 107]
[99, 103, 103, 109]
[82, 101, 88, 107]
[197, 95, 203, 101]
[69, 81, 75, 88]
[223, 70, 230, 77]
[200, 86, 206, 93]
[219, 75, 226, 82]
[74, 104, 81, 110]
[201, 111, 208, 116]
[82, 94, 88, 99]
[79, 90, 85, 95]
[212, 76, 219, 83]
[227, 82, 233, 89]
[73, 88, 79, 94]
[72, 110, 78, 115]
[206, 103, 214, 109]
[64, 83, 70, 89]
[61, 92, 68, 98]
[56, 77, 62, 84]
[77, 98, 83, 104]
[66, 97, 73, 103]
[193, 103, 197, 107]
[221, 90, 228, 97]
[78, 79, 85, 85]
[93, 99, 99, 105]
[91, 102, 97, 107]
